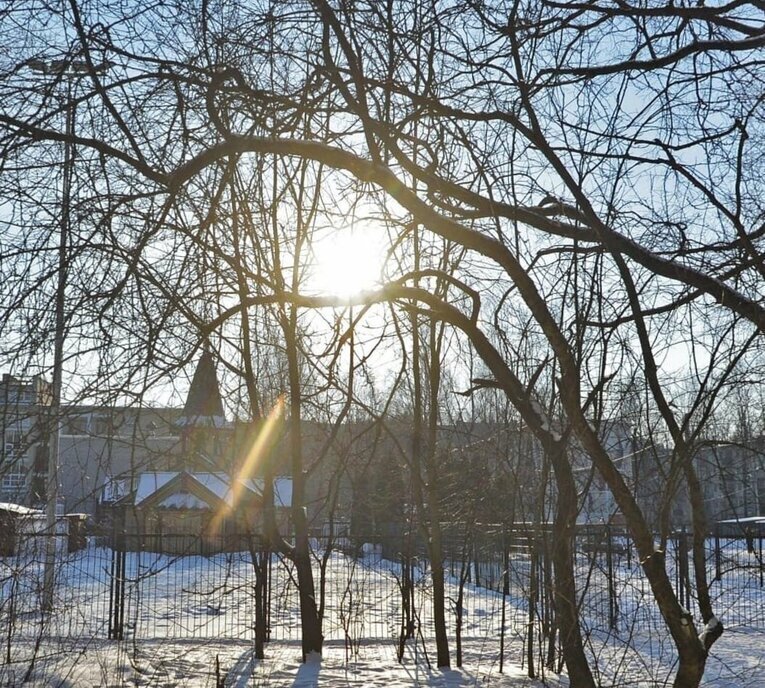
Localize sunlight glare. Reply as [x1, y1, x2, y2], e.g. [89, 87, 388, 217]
[310, 227, 385, 299]
[209, 395, 284, 538]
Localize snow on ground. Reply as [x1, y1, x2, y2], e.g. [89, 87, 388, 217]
[8, 631, 765, 687]
[2, 541, 765, 686]
[12, 638, 566, 687]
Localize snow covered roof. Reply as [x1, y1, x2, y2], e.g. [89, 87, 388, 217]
[191, 472, 230, 501]
[135, 472, 178, 503]
[157, 493, 210, 509]
[132, 472, 292, 509]
[0, 502, 43, 516]
[249, 477, 293, 509]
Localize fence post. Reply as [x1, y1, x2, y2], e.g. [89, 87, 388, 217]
[680, 528, 691, 610]
[542, 527, 557, 671]
[714, 526, 722, 583]
[527, 534, 538, 679]
[251, 534, 268, 658]
[499, 529, 509, 674]
[118, 539, 127, 640]
[606, 525, 617, 631]
[674, 531, 682, 607]
[473, 538, 480, 587]
[108, 532, 126, 640]
[107, 532, 115, 640]
[397, 533, 415, 663]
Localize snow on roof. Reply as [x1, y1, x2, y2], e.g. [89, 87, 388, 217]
[135, 472, 178, 504]
[192, 472, 231, 502]
[132, 472, 292, 508]
[158, 493, 211, 510]
[241, 478, 292, 508]
[717, 516, 765, 524]
[0, 502, 44, 516]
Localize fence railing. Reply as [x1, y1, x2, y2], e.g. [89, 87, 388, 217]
[1, 528, 763, 657]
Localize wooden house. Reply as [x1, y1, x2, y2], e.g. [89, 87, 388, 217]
[111, 471, 291, 553]
[104, 348, 291, 554]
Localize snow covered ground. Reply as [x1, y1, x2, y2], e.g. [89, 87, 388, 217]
[1, 541, 764, 686]
[7, 638, 567, 687]
[5, 629, 764, 687]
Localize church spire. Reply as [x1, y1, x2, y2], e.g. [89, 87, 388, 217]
[179, 345, 226, 428]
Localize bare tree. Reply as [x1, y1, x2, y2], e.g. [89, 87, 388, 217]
[2, 1, 765, 685]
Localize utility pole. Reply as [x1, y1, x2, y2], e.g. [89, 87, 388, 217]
[27, 56, 111, 611]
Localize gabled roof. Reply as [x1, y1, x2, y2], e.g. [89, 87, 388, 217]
[128, 472, 292, 510]
[135, 472, 177, 502]
[179, 348, 226, 427]
[136, 472, 232, 511]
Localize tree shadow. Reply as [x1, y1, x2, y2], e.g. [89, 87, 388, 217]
[225, 648, 259, 688]
[290, 654, 321, 687]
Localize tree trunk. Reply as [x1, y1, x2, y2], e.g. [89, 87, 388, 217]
[429, 520, 450, 667]
[294, 505, 323, 659]
[287, 334, 323, 660]
[548, 444, 596, 688]
[673, 654, 707, 688]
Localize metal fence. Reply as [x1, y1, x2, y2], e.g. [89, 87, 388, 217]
[1, 527, 763, 665]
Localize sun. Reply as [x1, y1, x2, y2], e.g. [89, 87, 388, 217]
[309, 227, 385, 299]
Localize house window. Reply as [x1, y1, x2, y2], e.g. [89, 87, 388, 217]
[1, 465, 25, 491]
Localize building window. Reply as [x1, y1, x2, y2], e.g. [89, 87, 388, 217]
[3, 430, 26, 460]
[1, 465, 25, 492]
[94, 416, 116, 436]
[65, 416, 88, 435]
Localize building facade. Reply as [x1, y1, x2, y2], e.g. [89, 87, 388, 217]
[3, 366, 765, 535]
[0, 374, 52, 506]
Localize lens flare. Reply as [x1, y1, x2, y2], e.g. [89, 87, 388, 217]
[209, 395, 285, 537]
